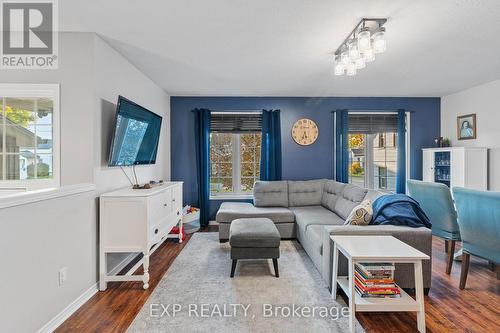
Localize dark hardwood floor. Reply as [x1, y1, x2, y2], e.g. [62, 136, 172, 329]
[57, 227, 499, 333]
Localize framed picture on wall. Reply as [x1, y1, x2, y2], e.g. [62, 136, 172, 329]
[457, 113, 476, 140]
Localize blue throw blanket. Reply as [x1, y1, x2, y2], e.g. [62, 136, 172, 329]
[371, 194, 432, 228]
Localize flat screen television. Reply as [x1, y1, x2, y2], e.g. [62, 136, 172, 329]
[108, 96, 162, 166]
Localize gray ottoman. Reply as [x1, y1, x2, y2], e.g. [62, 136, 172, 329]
[229, 218, 280, 278]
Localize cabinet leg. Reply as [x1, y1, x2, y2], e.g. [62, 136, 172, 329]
[178, 220, 183, 244]
[414, 260, 426, 333]
[99, 251, 107, 291]
[143, 253, 150, 290]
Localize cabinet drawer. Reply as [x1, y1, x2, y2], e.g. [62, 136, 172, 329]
[172, 185, 182, 210]
[149, 190, 172, 222]
[148, 223, 161, 246]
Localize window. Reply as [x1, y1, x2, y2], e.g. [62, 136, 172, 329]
[347, 113, 406, 193]
[209, 112, 261, 198]
[0, 84, 59, 190]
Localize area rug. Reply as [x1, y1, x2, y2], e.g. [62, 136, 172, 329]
[127, 232, 364, 333]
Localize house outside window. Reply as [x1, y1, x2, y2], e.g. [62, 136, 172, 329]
[347, 112, 407, 193]
[209, 112, 261, 198]
[0, 84, 60, 190]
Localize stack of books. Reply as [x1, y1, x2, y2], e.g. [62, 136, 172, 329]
[354, 262, 401, 298]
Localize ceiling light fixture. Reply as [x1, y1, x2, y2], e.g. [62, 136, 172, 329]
[334, 18, 387, 76]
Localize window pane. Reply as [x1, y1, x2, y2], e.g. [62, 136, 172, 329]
[36, 125, 52, 153]
[241, 178, 255, 192]
[210, 132, 234, 195]
[5, 154, 28, 180]
[348, 134, 366, 188]
[239, 133, 261, 193]
[220, 162, 232, 177]
[241, 162, 256, 177]
[241, 147, 256, 163]
[36, 154, 53, 179]
[5, 125, 36, 152]
[5, 98, 36, 128]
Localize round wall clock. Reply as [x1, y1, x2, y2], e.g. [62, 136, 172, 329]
[292, 118, 319, 146]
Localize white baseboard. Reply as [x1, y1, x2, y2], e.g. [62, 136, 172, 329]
[37, 283, 98, 333]
[208, 220, 219, 226]
[37, 253, 138, 333]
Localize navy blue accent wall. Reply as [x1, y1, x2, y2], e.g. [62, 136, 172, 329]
[170, 97, 440, 219]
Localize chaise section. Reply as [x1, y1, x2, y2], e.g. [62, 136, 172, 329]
[216, 202, 295, 240]
[290, 206, 344, 235]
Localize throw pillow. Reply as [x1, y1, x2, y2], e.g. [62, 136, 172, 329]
[344, 200, 373, 225]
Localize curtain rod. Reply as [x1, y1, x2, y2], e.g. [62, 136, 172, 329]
[332, 109, 415, 113]
[211, 110, 263, 115]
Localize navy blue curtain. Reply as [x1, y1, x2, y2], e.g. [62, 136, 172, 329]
[334, 110, 349, 183]
[193, 108, 211, 226]
[396, 109, 407, 194]
[260, 110, 282, 181]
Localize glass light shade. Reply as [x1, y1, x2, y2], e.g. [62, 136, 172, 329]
[341, 51, 350, 65]
[362, 47, 375, 62]
[334, 55, 345, 75]
[355, 57, 366, 69]
[347, 39, 360, 60]
[334, 62, 345, 76]
[357, 27, 371, 52]
[346, 62, 357, 76]
[373, 27, 386, 53]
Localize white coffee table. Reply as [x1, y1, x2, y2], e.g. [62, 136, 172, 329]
[330, 235, 430, 333]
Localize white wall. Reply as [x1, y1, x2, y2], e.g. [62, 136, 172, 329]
[92, 35, 170, 193]
[0, 32, 171, 332]
[0, 33, 95, 185]
[92, 35, 171, 272]
[441, 79, 500, 190]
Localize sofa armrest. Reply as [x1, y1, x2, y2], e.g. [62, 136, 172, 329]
[321, 225, 432, 289]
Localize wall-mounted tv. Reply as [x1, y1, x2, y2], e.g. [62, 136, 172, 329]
[108, 96, 162, 166]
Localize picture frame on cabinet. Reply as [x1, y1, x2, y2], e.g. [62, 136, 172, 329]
[457, 113, 476, 140]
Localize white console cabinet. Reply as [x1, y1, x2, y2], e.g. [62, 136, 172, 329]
[422, 147, 488, 190]
[99, 182, 183, 290]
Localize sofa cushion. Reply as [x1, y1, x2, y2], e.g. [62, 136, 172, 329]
[321, 180, 346, 212]
[364, 189, 384, 202]
[253, 181, 288, 207]
[345, 199, 373, 225]
[290, 206, 344, 234]
[229, 218, 280, 248]
[216, 202, 295, 224]
[288, 179, 326, 207]
[334, 184, 368, 220]
[306, 224, 325, 255]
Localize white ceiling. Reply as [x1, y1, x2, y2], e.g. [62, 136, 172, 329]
[60, 0, 500, 97]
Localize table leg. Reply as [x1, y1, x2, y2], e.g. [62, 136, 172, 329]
[331, 242, 339, 299]
[348, 258, 356, 333]
[414, 260, 426, 333]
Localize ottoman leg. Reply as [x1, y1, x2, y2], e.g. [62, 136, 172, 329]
[230, 259, 237, 278]
[273, 258, 279, 278]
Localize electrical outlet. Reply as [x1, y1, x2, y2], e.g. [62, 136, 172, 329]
[58, 267, 68, 286]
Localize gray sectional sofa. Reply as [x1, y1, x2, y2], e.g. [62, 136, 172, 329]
[216, 179, 432, 290]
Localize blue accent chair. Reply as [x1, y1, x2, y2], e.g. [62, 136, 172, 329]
[452, 187, 500, 289]
[407, 179, 460, 274]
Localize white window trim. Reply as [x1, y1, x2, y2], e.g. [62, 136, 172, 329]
[0, 84, 60, 191]
[209, 132, 259, 200]
[347, 111, 411, 193]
